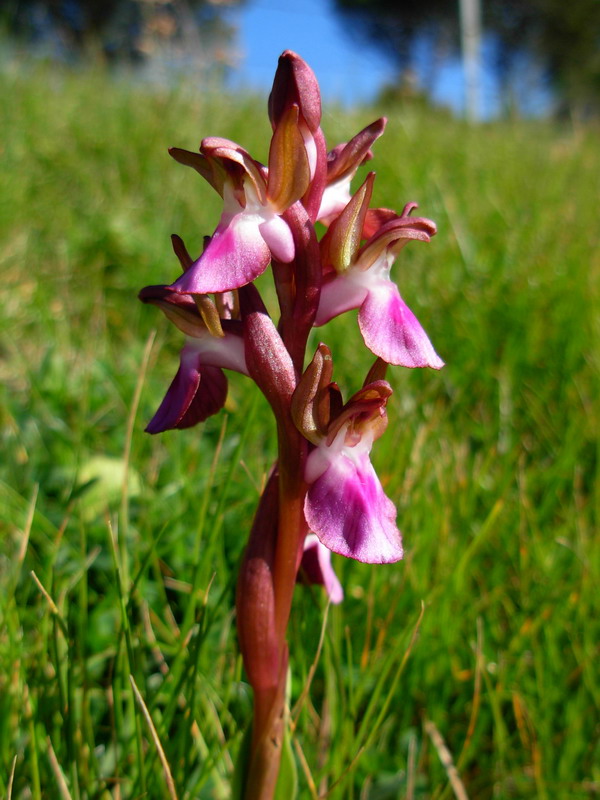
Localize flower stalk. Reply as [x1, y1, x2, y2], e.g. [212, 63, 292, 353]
[139, 49, 443, 798]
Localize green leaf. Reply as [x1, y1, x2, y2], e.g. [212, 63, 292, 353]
[74, 455, 141, 519]
[274, 725, 297, 800]
[230, 724, 252, 800]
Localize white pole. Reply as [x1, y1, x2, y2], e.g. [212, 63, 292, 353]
[460, 0, 482, 122]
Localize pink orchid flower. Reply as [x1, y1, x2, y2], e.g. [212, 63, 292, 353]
[316, 174, 444, 369]
[293, 345, 403, 564]
[168, 105, 312, 296]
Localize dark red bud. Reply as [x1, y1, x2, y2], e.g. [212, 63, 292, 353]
[268, 50, 322, 133]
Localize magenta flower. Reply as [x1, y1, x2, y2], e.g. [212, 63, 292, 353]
[169, 106, 312, 295]
[292, 345, 403, 564]
[316, 175, 444, 369]
[139, 284, 247, 433]
[298, 534, 344, 604]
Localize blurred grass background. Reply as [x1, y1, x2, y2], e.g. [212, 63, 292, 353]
[1, 64, 599, 799]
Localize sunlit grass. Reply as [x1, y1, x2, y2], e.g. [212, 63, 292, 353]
[1, 62, 599, 799]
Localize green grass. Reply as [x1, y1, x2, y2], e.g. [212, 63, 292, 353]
[1, 60, 599, 799]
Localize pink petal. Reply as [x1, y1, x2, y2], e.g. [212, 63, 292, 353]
[146, 348, 227, 433]
[193, 329, 249, 375]
[172, 212, 271, 294]
[358, 282, 444, 369]
[259, 214, 295, 263]
[317, 176, 352, 225]
[314, 273, 368, 326]
[299, 534, 344, 604]
[304, 449, 403, 564]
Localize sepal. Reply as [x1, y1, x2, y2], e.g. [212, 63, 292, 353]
[267, 104, 311, 214]
[320, 173, 374, 274]
[290, 343, 333, 443]
[145, 347, 227, 433]
[318, 117, 386, 224]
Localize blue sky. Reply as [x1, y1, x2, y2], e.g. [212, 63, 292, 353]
[229, 0, 551, 117]
[230, 0, 396, 107]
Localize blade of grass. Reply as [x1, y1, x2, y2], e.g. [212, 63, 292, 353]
[355, 602, 425, 753]
[291, 601, 330, 724]
[24, 686, 42, 800]
[46, 735, 74, 800]
[425, 719, 469, 800]
[130, 675, 179, 800]
[7, 755, 17, 800]
[120, 329, 156, 588]
[106, 517, 147, 796]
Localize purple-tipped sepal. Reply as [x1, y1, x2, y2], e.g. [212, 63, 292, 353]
[139, 283, 248, 433]
[145, 345, 228, 433]
[318, 117, 387, 225]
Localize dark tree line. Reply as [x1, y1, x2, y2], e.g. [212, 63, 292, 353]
[334, 0, 600, 117]
[2, 0, 243, 64]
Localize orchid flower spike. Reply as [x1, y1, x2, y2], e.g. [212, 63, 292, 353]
[292, 345, 403, 564]
[316, 177, 444, 369]
[168, 105, 312, 295]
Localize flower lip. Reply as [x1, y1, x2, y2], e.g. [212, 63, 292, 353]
[358, 282, 445, 369]
[170, 210, 274, 295]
